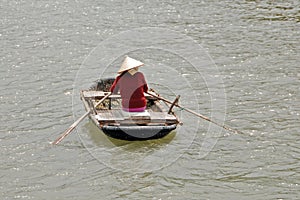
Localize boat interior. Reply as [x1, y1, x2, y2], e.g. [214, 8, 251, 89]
[80, 90, 179, 126]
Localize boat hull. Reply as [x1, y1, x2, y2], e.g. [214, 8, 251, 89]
[101, 124, 177, 141]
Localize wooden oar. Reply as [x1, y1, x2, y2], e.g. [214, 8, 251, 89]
[52, 92, 111, 145]
[146, 92, 244, 135]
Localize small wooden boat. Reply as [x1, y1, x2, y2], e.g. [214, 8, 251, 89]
[80, 78, 180, 141]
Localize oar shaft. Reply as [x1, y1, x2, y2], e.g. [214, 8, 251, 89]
[147, 92, 243, 134]
[182, 107, 243, 134]
[52, 92, 111, 145]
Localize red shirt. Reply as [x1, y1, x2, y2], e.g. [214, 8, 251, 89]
[110, 72, 148, 109]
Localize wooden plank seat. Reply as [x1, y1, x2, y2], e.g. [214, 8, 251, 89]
[95, 109, 177, 125]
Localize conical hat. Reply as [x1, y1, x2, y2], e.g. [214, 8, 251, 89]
[117, 56, 144, 73]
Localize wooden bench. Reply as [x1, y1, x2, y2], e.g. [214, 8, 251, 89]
[95, 109, 177, 125]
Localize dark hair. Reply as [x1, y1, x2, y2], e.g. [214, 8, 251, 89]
[119, 70, 128, 78]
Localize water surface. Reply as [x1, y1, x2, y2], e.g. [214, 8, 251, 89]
[1, 0, 299, 199]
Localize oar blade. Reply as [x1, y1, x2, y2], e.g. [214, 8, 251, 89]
[52, 126, 74, 145]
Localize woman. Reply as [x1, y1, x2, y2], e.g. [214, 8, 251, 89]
[110, 56, 149, 113]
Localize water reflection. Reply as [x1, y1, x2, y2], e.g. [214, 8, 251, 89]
[79, 121, 180, 173]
